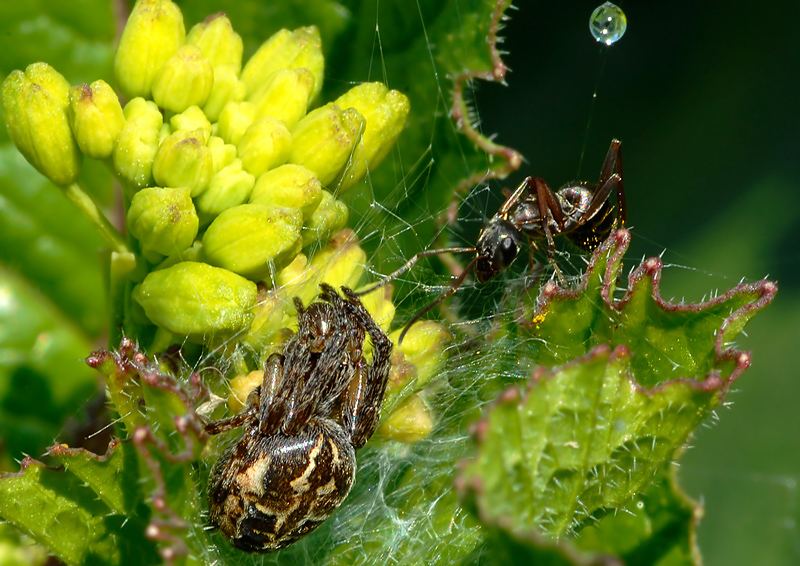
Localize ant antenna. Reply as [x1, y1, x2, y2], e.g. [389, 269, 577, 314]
[354, 246, 476, 298]
[396, 255, 480, 345]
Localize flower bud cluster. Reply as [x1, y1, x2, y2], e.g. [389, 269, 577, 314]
[3, 1, 444, 440]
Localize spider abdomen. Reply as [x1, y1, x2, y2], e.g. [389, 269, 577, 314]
[208, 417, 356, 553]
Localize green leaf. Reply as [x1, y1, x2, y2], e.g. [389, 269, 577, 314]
[0, 446, 159, 566]
[47, 439, 142, 515]
[454, 229, 774, 561]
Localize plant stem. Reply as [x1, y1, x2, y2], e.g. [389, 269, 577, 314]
[61, 180, 131, 255]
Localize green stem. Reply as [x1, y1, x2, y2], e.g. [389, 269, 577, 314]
[61, 180, 131, 255]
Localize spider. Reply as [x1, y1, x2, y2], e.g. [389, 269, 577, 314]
[204, 284, 393, 553]
[356, 139, 625, 344]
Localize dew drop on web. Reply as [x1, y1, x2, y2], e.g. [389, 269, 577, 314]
[589, 2, 627, 46]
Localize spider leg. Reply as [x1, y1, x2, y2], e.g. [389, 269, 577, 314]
[339, 286, 394, 450]
[260, 353, 293, 435]
[204, 410, 252, 436]
[353, 246, 476, 297]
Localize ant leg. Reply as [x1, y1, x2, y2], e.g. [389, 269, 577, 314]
[531, 178, 568, 286]
[354, 246, 476, 297]
[497, 177, 534, 216]
[396, 255, 480, 345]
[598, 139, 626, 227]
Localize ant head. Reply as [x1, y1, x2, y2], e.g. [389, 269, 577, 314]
[474, 217, 523, 283]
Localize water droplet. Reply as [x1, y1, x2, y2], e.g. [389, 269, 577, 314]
[590, 2, 627, 46]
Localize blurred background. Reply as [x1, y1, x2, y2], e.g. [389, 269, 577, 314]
[476, 2, 799, 564]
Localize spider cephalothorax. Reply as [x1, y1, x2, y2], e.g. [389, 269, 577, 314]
[205, 284, 393, 552]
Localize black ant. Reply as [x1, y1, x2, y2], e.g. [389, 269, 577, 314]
[356, 139, 626, 344]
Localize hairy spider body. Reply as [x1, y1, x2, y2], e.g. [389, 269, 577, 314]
[205, 284, 392, 552]
[356, 139, 625, 343]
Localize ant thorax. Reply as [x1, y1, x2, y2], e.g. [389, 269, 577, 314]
[555, 184, 595, 230]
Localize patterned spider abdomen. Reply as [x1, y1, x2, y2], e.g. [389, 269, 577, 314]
[208, 417, 356, 552]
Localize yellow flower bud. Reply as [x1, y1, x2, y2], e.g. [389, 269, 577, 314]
[237, 117, 292, 177]
[240, 26, 324, 100]
[391, 321, 452, 389]
[127, 187, 198, 257]
[248, 68, 315, 128]
[152, 128, 213, 197]
[228, 370, 263, 413]
[301, 189, 349, 247]
[195, 159, 256, 225]
[379, 393, 433, 443]
[114, 0, 185, 99]
[249, 164, 322, 220]
[169, 106, 212, 142]
[2, 63, 82, 186]
[186, 13, 243, 73]
[334, 82, 410, 192]
[113, 97, 163, 193]
[216, 100, 255, 146]
[151, 44, 214, 113]
[67, 80, 125, 160]
[134, 261, 257, 342]
[289, 104, 364, 186]
[202, 203, 303, 280]
[280, 231, 365, 305]
[207, 135, 237, 174]
[203, 64, 246, 122]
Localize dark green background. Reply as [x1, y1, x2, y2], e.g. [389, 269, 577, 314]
[476, 3, 799, 565]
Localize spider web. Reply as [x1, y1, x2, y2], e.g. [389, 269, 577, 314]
[180, 2, 799, 565]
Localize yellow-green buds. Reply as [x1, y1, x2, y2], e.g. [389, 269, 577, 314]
[152, 128, 213, 196]
[202, 204, 303, 279]
[2, 63, 82, 186]
[217, 101, 256, 146]
[228, 370, 263, 413]
[134, 261, 257, 341]
[203, 65, 246, 122]
[67, 80, 125, 160]
[302, 189, 349, 247]
[249, 164, 322, 220]
[127, 187, 198, 257]
[151, 45, 214, 113]
[169, 106, 212, 141]
[334, 82, 410, 192]
[392, 321, 452, 389]
[113, 97, 163, 193]
[114, 0, 185, 99]
[289, 104, 365, 186]
[379, 394, 433, 443]
[207, 135, 237, 173]
[187, 13, 243, 73]
[237, 117, 292, 177]
[248, 68, 315, 128]
[240, 26, 324, 100]
[279, 231, 366, 305]
[195, 159, 255, 225]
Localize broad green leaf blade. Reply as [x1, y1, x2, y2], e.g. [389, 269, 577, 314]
[455, 229, 774, 560]
[458, 345, 712, 539]
[520, 230, 776, 389]
[46, 439, 141, 515]
[574, 468, 701, 566]
[0, 453, 159, 566]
